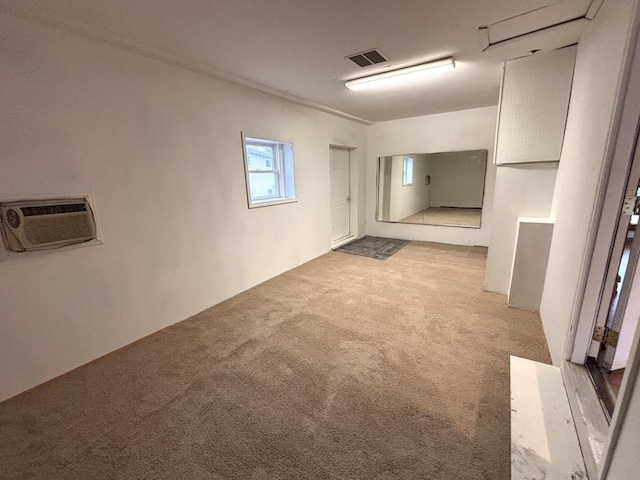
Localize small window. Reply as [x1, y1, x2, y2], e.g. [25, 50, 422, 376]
[242, 135, 296, 208]
[403, 157, 414, 186]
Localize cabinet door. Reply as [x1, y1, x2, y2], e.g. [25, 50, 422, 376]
[495, 46, 577, 165]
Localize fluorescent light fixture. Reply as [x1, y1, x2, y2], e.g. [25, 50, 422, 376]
[345, 57, 455, 92]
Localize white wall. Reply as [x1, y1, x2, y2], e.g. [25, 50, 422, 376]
[485, 163, 558, 294]
[484, 40, 578, 295]
[429, 151, 486, 208]
[0, 14, 367, 402]
[539, 0, 638, 366]
[387, 155, 429, 221]
[389, 156, 406, 221]
[367, 106, 498, 246]
[542, 3, 640, 473]
[415, 154, 431, 210]
[508, 219, 554, 311]
[378, 157, 392, 220]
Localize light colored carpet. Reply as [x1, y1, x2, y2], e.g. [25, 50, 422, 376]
[0, 241, 551, 479]
[400, 207, 482, 227]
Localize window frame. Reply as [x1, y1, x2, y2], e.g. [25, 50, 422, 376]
[241, 133, 297, 208]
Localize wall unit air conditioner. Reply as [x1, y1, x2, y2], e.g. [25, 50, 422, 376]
[0, 198, 97, 252]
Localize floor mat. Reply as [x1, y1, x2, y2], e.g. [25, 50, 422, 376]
[334, 235, 409, 260]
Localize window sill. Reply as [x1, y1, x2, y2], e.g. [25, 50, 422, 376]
[248, 198, 298, 209]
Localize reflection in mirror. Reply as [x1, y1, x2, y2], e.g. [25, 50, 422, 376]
[376, 150, 487, 228]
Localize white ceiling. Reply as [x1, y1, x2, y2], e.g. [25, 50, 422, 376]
[0, 0, 595, 123]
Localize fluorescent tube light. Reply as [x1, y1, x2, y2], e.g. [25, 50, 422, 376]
[345, 57, 455, 92]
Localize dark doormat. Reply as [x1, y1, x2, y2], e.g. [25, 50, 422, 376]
[335, 236, 410, 260]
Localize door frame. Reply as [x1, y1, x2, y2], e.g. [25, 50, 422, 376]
[563, 15, 640, 478]
[567, 8, 640, 365]
[600, 213, 640, 371]
[329, 145, 359, 248]
[569, 124, 640, 366]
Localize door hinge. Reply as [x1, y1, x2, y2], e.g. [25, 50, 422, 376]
[622, 195, 638, 215]
[593, 326, 620, 347]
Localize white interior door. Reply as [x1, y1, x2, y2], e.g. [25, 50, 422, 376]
[330, 148, 350, 244]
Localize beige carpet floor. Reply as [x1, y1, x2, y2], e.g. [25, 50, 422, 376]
[400, 207, 482, 227]
[0, 241, 551, 479]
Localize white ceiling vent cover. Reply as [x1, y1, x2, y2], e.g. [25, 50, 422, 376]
[0, 198, 97, 252]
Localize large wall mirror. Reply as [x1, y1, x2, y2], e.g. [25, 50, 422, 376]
[376, 150, 487, 228]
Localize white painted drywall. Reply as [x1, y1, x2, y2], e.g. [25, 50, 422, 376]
[539, 0, 639, 366]
[495, 46, 577, 165]
[429, 151, 486, 208]
[378, 157, 392, 220]
[367, 106, 498, 246]
[388, 156, 404, 221]
[387, 155, 429, 221]
[485, 163, 558, 294]
[508, 218, 554, 311]
[415, 154, 436, 208]
[417, 154, 432, 210]
[485, 46, 581, 295]
[0, 14, 367, 402]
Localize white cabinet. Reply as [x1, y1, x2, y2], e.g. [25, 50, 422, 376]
[495, 46, 577, 165]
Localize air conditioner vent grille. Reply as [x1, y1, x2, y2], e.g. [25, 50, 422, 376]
[21, 203, 87, 216]
[347, 49, 388, 67]
[24, 214, 93, 245]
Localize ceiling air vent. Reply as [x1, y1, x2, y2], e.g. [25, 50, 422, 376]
[347, 49, 388, 67]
